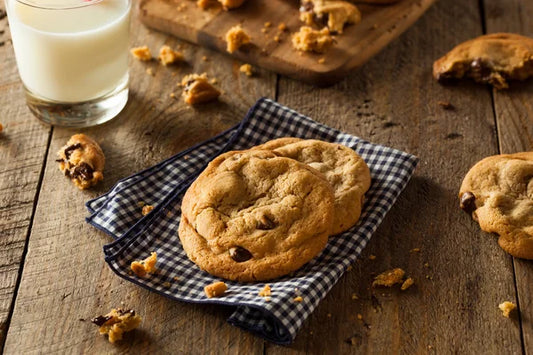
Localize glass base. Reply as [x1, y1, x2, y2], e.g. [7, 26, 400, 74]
[24, 76, 129, 128]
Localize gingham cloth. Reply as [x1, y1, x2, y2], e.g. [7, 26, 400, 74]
[86, 98, 418, 344]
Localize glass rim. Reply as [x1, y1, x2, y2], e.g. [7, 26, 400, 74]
[15, 0, 107, 10]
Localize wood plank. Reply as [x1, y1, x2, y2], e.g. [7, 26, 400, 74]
[483, 0, 533, 353]
[268, 0, 523, 353]
[0, 2, 52, 347]
[3, 0, 275, 352]
[139, 0, 435, 86]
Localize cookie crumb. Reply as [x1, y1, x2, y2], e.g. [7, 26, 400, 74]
[264, 21, 272, 28]
[278, 23, 287, 31]
[258, 284, 271, 297]
[318, 57, 325, 64]
[158, 45, 184, 66]
[170, 92, 176, 98]
[202, 55, 209, 62]
[239, 63, 254, 77]
[219, 0, 245, 10]
[131, 46, 152, 61]
[372, 268, 405, 287]
[92, 308, 141, 344]
[163, 282, 171, 288]
[356, 313, 363, 320]
[0, 123, 3, 132]
[225, 25, 251, 53]
[401, 277, 415, 291]
[351, 293, 358, 300]
[130, 252, 157, 277]
[424, 262, 429, 268]
[499, 301, 516, 318]
[292, 26, 334, 53]
[438, 101, 454, 110]
[347, 265, 353, 271]
[142, 205, 154, 216]
[410, 248, 421, 253]
[146, 68, 154, 76]
[369, 254, 376, 260]
[204, 281, 227, 298]
[197, 0, 211, 9]
[293, 296, 303, 303]
[181, 73, 221, 105]
[327, 313, 331, 318]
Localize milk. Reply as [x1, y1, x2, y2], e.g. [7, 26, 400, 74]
[6, 0, 131, 103]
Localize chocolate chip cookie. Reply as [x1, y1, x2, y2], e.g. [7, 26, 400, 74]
[459, 152, 533, 259]
[179, 149, 335, 282]
[57, 134, 105, 190]
[433, 33, 533, 89]
[272, 139, 371, 235]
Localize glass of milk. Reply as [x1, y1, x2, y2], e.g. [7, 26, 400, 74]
[5, 0, 132, 127]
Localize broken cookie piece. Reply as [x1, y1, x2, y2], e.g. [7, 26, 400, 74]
[292, 26, 334, 53]
[130, 46, 152, 61]
[372, 268, 405, 287]
[204, 281, 227, 298]
[433, 33, 533, 89]
[57, 134, 105, 190]
[225, 25, 251, 53]
[299, 0, 361, 34]
[181, 73, 221, 105]
[158, 45, 184, 66]
[499, 301, 516, 318]
[219, 0, 246, 10]
[239, 63, 254, 76]
[92, 308, 142, 343]
[130, 252, 157, 277]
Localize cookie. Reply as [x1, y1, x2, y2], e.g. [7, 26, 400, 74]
[300, 0, 361, 34]
[181, 73, 221, 105]
[433, 33, 533, 89]
[272, 139, 371, 235]
[459, 152, 533, 259]
[179, 149, 335, 282]
[252, 137, 303, 151]
[57, 134, 105, 190]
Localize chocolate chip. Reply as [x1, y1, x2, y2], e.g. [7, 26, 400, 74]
[470, 58, 492, 81]
[63, 143, 82, 160]
[55, 159, 64, 162]
[91, 315, 112, 326]
[71, 162, 94, 181]
[460, 192, 476, 214]
[256, 215, 276, 230]
[229, 246, 252, 262]
[299, 1, 314, 12]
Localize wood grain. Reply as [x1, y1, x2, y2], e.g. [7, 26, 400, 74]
[0, 2, 52, 347]
[139, 0, 435, 86]
[268, 0, 523, 353]
[483, 0, 533, 353]
[3, 0, 274, 352]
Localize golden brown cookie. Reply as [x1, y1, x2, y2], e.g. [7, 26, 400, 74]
[300, 0, 361, 34]
[57, 134, 105, 190]
[252, 137, 303, 151]
[272, 139, 371, 235]
[292, 26, 334, 53]
[433, 33, 533, 89]
[179, 149, 335, 282]
[459, 152, 533, 259]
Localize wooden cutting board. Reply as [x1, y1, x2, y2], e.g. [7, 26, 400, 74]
[139, 0, 435, 86]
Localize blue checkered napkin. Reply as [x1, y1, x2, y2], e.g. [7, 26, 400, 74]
[86, 98, 418, 344]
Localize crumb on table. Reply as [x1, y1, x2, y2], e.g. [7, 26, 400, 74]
[130, 252, 157, 277]
[239, 63, 254, 77]
[91, 308, 142, 344]
[0, 123, 3, 132]
[219, 0, 246, 10]
[131, 46, 152, 61]
[181, 73, 221, 105]
[225, 25, 251, 53]
[293, 296, 303, 302]
[204, 281, 227, 298]
[158, 45, 184, 66]
[499, 301, 516, 318]
[401, 277, 415, 291]
[197, 0, 211, 9]
[372, 268, 405, 287]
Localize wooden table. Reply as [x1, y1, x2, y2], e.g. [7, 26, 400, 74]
[1, 0, 532, 353]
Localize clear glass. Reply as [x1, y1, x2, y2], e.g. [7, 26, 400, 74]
[5, 0, 132, 127]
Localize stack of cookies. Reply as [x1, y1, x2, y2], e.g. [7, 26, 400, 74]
[178, 138, 371, 282]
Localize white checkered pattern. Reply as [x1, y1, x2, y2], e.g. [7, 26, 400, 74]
[86, 98, 418, 344]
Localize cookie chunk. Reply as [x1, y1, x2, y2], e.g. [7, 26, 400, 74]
[372, 268, 405, 287]
[499, 301, 516, 318]
[92, 308, 142, 343]
[459, 152, 533, 259]
[179, 149, 335, 282]
[57, 134, 105, 190]
[292, 26, 334, 53]
[433, 33, 533, 89]
[130, 252, 157, 277]
[204, 281, 227, 298]
[225, 25, 251, 53]
[252, 137, 303, 151]
[219, 0, 246, 10]
[130, 46, 152, 61]
[181, 73, 221, 105]
[158, 45, 184, 66]
[300, 0, 361, 34]
[272, 140, 371, 235]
